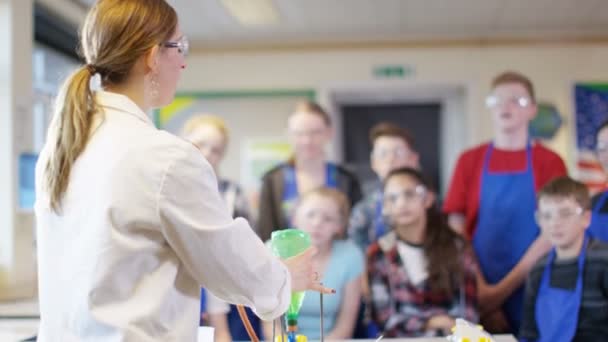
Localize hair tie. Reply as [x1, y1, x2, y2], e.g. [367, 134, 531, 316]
[86, 64, 103, 92]
[86, 64, 97, 75]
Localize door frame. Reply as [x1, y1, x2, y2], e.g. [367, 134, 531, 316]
[319, 81, 469, 195]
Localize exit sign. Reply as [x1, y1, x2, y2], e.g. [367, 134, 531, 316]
[373, 65, 415, 78]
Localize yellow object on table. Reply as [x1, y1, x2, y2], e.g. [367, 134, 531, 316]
[274, 334, 308, 342]
[448, 318, 495, 342]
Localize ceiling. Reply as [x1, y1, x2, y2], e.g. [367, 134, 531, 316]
[57, 0, 608, 49]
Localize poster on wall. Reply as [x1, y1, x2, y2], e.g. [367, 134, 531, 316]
[575, 83, 608, 193]
[155, 95, 200, 132]
[529, 103, 562, 140]
[242, 139, 292, 187]
[242, 139, 292, 213]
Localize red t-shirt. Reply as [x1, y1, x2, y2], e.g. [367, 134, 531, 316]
[443, 141, 567, 239]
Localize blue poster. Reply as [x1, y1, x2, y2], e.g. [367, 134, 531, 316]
[574, 83, 608, 192]
[19, 153, 38, 210]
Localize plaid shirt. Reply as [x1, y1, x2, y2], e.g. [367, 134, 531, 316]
[367, 232, 479, 337]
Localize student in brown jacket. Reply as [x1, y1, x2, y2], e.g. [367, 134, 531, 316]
[257, 101, 361, 241]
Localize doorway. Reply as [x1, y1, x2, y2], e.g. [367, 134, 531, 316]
[341, 102, 442, 193]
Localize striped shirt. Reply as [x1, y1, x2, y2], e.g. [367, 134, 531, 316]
[520, 238, 608, 341]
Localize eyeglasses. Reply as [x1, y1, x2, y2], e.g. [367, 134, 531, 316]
[372, 147, 409, 160]
[301, 209, 341, 225]
[290, 128, 326, 139]
[195, 142, 225, 157]
[485, 95, 532, 109]
[534, 207, 583, 224]
[383, 185, 426, 204]
[162, 35, 189, 56]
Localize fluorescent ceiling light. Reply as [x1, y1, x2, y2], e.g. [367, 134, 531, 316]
[220, 0, 280, 26]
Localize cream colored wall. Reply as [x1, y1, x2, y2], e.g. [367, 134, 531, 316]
[161, 96, 305, 188]
[4, 19, 608, 297]
[1, 0, 36, 300]
[179, 44, 608, 173]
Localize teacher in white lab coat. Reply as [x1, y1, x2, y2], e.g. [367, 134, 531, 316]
[34, 1, 331, 341]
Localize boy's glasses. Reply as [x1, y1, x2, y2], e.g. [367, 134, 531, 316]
[372, 147, 409, 160]
[289, 128, 326, 139]
[194, 142, 225, 158]
[383, 185, 426, 204]
[301, 209, 340, 225]
[485, 95, 532, 109]
[162, 35, 189, 56]
[535, 207, 583, 224]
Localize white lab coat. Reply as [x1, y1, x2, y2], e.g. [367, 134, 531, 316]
[34, 91, 291, 342]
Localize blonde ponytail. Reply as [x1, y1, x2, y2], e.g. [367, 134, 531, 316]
[44, 66, 98, 213]
[42, 0, 177, 213]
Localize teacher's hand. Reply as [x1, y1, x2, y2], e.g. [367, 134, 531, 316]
[283, 247, 335, 294]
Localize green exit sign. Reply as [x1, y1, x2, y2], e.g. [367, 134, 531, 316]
[373, 65, 415, 78]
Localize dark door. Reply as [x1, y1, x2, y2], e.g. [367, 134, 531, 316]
[341, 102, 441, 194]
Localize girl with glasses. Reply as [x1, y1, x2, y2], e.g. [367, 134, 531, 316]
[367, 168, 478, 337]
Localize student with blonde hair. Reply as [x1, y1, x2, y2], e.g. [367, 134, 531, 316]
[264, 187, 364, 340]
[181, 114, 257, 342]
[181, 114, 250, 221]
[34, 1, 331, 341]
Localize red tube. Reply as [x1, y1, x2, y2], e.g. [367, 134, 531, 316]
[236, 305, 260, 342]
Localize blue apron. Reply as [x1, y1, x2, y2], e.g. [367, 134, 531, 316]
[473, 143, 539, 332]
[535, 235, 588, 342]
[282, 163, 339, 226]
[587, 191, 608, 242]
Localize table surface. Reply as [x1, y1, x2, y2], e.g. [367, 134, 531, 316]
[0, 300, 517, 342]
[263, 338, 517, 342]
[0, 320, 518, 342]
[334, 337, 517, 342]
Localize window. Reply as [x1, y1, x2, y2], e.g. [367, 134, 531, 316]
[20, 44, 78, 210]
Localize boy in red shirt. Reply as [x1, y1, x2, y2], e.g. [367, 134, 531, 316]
[443, 71, 567, 333]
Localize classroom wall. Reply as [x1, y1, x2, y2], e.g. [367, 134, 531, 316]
[2, 0, 36, 300]
[5, 37, 608, 298]
[178, 44, 608, 177]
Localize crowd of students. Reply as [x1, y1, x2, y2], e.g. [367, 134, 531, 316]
[183, 71, 608, 342]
